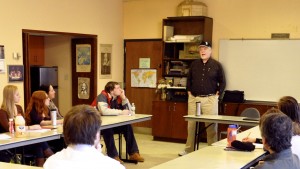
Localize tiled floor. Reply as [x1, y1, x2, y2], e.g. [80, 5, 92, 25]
[101, 133, 207, 169]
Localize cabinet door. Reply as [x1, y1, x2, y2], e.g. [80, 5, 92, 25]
[171, 102, 188, 139]
[28, 36, 44, 65]
[152, 101, 172, 138]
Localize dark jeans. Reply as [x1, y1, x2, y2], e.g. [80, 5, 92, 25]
[102, 124, 139, 158]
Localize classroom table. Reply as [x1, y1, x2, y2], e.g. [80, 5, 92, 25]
[0, 162, 42, 169]
[0, 114, 152, 151]
[151, 126, 266, 169]
[0, 114, 152, 165]
[184, 114, 259, 150]
[0, 129, 60, 151]
[101, 114, 152, 130]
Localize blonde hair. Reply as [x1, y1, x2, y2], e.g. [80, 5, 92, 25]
[1, 85, 18, 118]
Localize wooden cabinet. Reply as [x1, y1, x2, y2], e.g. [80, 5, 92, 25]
[28, 35, 45, 65]
[162, 16, 213, 80]
[152, 100, 187, 141]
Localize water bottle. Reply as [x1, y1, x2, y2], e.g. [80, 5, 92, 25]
[9, 118, 14, 134]
[131, 103, 136, 115]
[227, 124, 237, 147]
[50, 109, 57, 126]
[196, 102, 201, 116]
[15, 114, 26, 138]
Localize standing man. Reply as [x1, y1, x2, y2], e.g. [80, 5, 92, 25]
[179, 41, 226, 156]
[96, 81, 144, 164]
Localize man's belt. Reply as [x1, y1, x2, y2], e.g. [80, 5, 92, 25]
[196, 94, 215, 97]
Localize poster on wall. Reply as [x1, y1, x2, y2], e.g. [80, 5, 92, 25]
[99, 44, 112, 79]
[76, 44, 91, 72]
[131, 69, 157, 88]
[0, 45, 5, 73]
[78, 77, 90, 99]
[8, 65, 24, 82]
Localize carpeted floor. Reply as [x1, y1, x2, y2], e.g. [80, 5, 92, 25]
[101, 133, 207, 169]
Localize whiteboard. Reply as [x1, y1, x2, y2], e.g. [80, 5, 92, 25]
[219, 39, 300, 102]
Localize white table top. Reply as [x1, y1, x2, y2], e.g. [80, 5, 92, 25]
[0, 162, 42, 169]
[151, 126, 266, 169]
[184, 114, 259, 126]
[101, 114, 152, 130]
[0, 129, 60, 151]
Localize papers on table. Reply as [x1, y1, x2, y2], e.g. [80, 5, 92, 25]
[0, 134, 12, 140]
[27, 129, 51, 133]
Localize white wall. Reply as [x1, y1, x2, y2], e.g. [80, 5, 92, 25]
[0, 0, 124, 111]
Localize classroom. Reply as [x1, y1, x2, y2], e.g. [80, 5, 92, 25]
[1, 0, 300, 168]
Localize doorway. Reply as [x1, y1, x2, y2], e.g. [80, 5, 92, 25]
[22, 29, 97, 115]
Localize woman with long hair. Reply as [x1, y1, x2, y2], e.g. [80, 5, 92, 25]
[39, 84, 63, 119]
[0, 85, 23, 132]
[0, 85, 41, 132]
[0, 85, 45, 165]
[25, 91, 63, 126]
[25, 91, 62, 166]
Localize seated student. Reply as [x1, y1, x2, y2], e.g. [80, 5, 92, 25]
[243, 96, 300, 159]
[43, 105, 125, 169]
[39, 84, 65, 153]
[95, 81, 144, 163]
[25, 91, 63, 126]
[39, 84, 63, 119]
[253, 109, 300, 169]
[25, 91, 63, 166]
[0, 85, 46, 166]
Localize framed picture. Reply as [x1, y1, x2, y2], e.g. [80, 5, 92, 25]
[100, 44, 112, 79]
[0, 45, 4, 59]
[76, 44, 91, 72]
[8, 65, 24, 82]
[78, 77, 90, 99]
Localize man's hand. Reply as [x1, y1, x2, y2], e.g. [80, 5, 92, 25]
[120, 89, 126, 100]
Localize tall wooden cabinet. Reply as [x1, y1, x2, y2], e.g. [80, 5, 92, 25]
[152, 101, 188, 141]
[152, 16, 213, 142]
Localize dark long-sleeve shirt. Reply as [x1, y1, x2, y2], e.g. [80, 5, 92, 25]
[28, 107, 51, 125]
[187, 58, 226, 96]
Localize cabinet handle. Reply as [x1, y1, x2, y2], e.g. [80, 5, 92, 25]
[173, 106, 176, 111]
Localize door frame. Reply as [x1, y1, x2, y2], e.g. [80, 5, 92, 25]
[22, 29, 97, 108]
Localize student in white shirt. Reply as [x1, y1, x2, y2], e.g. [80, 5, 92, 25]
[43, 104, 125, 169]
